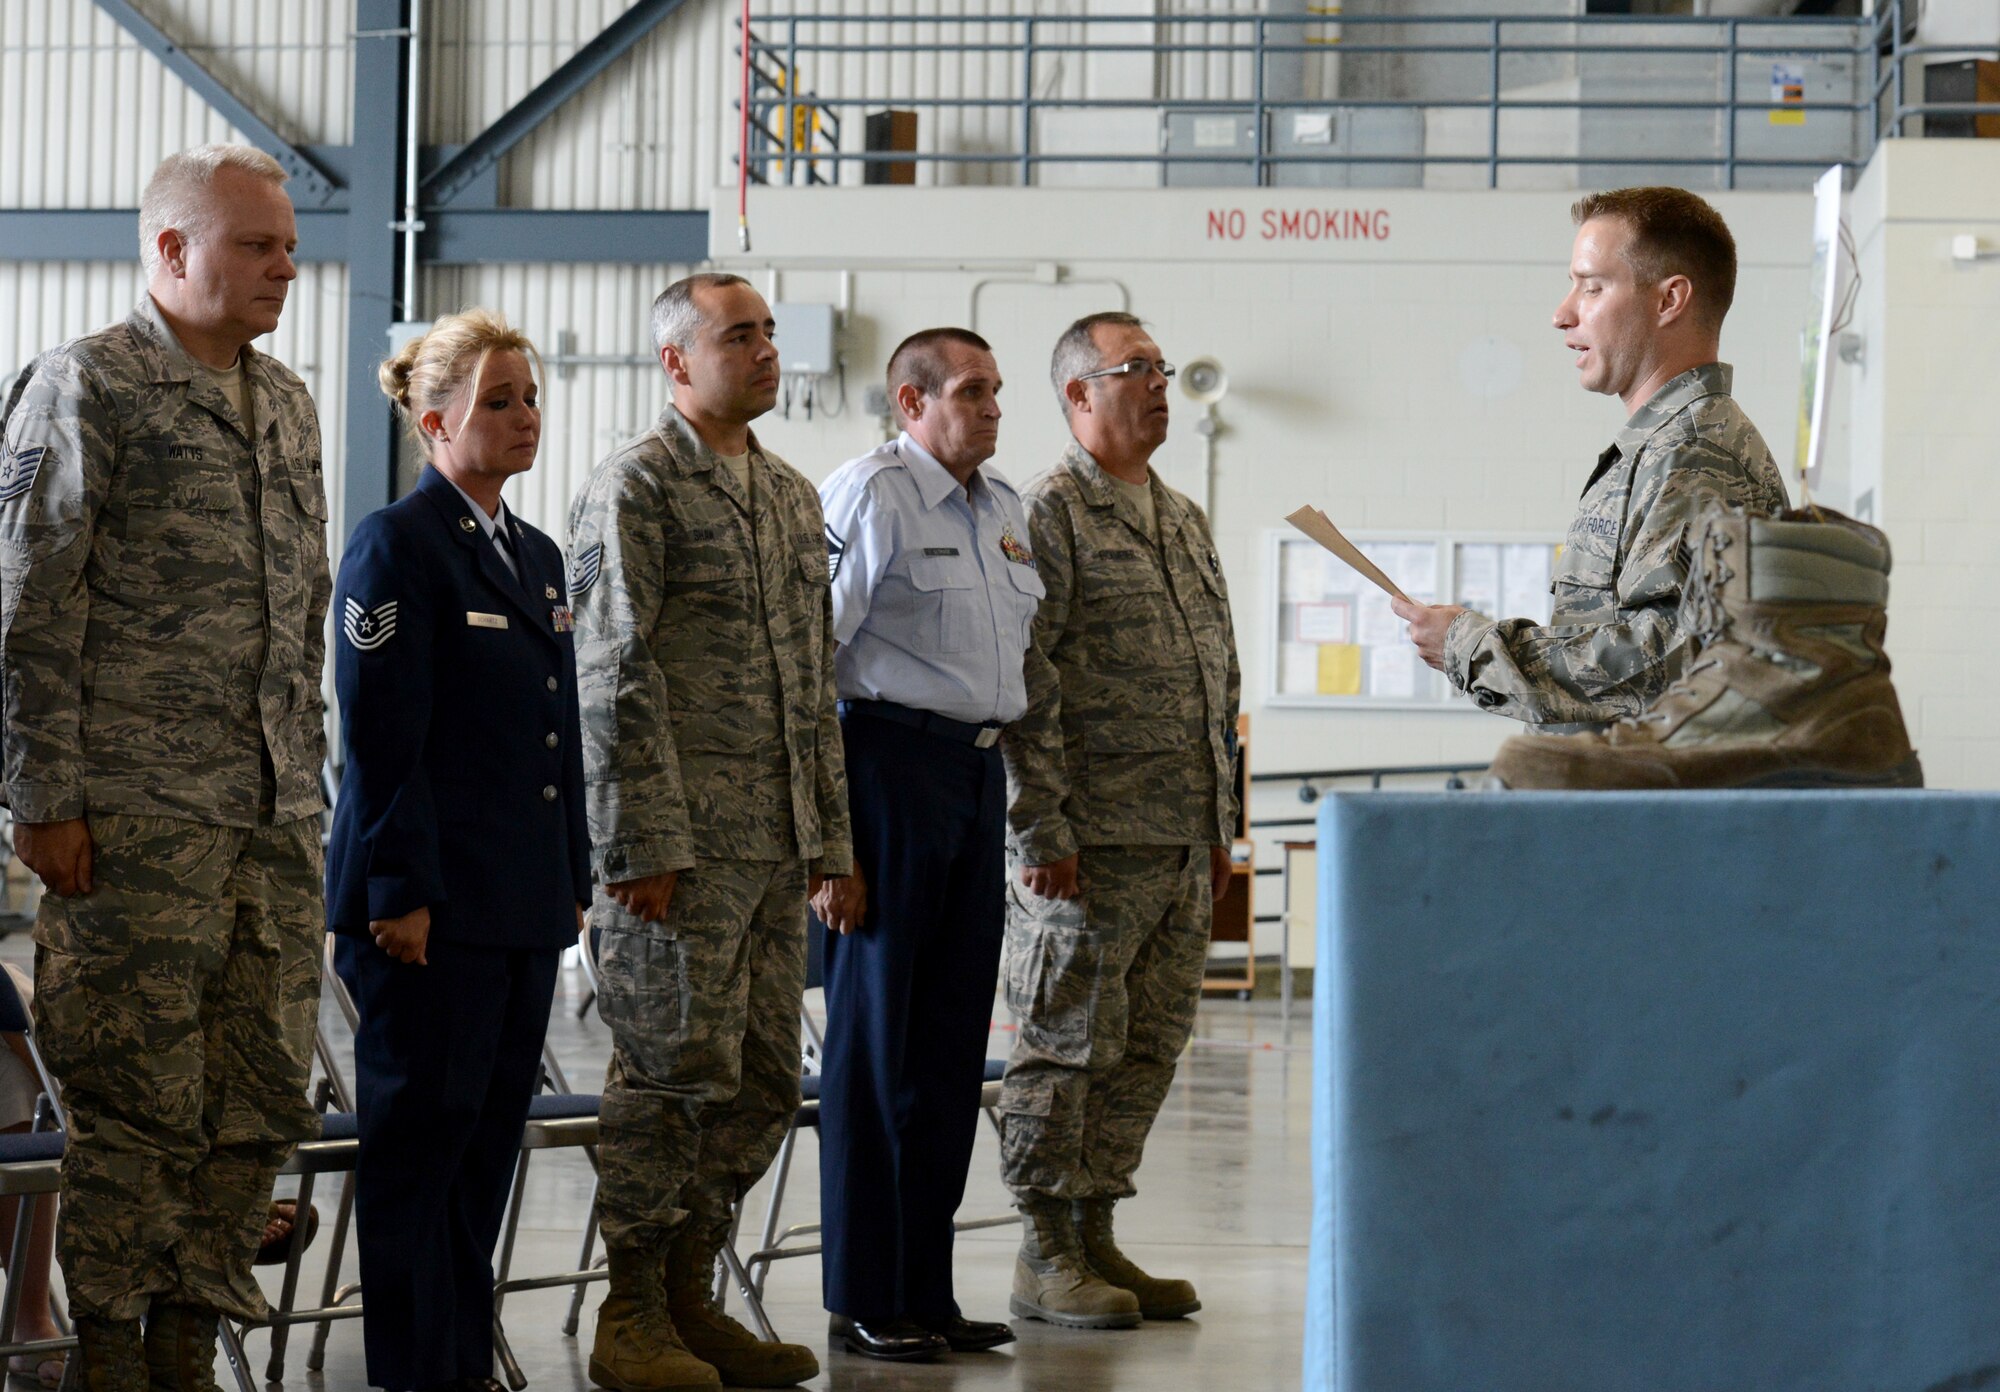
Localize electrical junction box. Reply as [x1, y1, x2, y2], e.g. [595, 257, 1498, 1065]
[772, 302, 837, 376]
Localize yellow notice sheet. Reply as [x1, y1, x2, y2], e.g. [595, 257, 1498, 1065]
[1317, 643, 1362, 696]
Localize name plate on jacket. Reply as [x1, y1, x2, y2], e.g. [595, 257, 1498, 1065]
[467, 611, 508, 629]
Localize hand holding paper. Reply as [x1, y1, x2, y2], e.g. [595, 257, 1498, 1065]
[1391, 593, 1456, 671]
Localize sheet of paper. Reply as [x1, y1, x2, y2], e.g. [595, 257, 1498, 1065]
[1502, 543, 1554, 624]
[1280, 643, 1318, 696]
[1284, 506, 1410, 602]
[1455, 543, 1501, 614]
[1369, 645, 1419, 699]
[1295, 600, 1352, 645]
[1356, 592, 1401, 649]
[1281, 538, 1326, 603]
[1317, 643, 1363, 696]
[1383, 542, 1439, 602]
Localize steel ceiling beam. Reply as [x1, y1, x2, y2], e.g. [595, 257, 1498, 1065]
[0, 208, 708, 267]
[90, 0, 345, 206]
[420, 0, 694, 206]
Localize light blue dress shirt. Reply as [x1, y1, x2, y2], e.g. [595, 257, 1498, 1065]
[819, 432, 1043, 725]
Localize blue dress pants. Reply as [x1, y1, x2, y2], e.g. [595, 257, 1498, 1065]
[818, 709, 1006, 1321]
[336, 935, 559, 1391]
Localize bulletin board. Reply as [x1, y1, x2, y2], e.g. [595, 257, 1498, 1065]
[1267, 529, 1563, 710]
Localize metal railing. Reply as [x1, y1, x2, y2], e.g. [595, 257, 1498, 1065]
[1247, 760, 1489, 839]
[744, 30, 843, 186]
[737, 2, 1999, 192]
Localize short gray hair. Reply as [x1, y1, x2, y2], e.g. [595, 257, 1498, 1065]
[650, 273, 753, 354]
[139, 145, 289, 276]
[1050, 311, 1143, 416]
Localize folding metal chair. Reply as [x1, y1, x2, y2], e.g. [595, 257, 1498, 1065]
[727, 920, 1014, 1338]
[488, 1013, 602, 1392]
[0, 967, 72, 1382]
[564, 926, 775, 1342]
[218, 940, 364, 1391]
[304, 930, 605, 1392]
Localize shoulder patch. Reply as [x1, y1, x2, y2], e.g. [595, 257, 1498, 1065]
[343, 596, 398, 651]
[569, 541, 604, 596]
[825, 523, 846, 581]
[0, 444, 46, 504]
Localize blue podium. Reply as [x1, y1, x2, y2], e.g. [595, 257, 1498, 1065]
[1306, 792, 2000, 1392]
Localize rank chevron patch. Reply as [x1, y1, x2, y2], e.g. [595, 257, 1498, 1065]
[0, 444, 47, 504]
[343, 596, 398, 651]
[568, 541, 603, 596]
[825, 523, 846, 581]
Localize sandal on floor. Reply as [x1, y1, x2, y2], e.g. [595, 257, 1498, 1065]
[7, 1350, 65, 1389]
[254, 1198, 321, 1266]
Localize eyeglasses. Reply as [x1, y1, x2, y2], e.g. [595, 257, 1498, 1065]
[1075, 359, 1176, 385]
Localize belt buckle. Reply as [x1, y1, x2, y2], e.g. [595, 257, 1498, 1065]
[974, 726, 1000, 749]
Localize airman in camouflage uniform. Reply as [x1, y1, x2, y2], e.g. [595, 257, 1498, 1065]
[999, 313, 1239, 1328]
[1397, 187, 1788, 731]
[1442, 363, 1787, 729]
[0, 146, 328, 1389]
[571, 273, 847, 1392]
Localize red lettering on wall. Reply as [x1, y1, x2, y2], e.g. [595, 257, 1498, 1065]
[1228, 207, 1394, 243]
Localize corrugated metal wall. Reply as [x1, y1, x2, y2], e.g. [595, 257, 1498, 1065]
[0, 1, 352, 533]
[427, 0, 1311, 200]
[0, 0, 350, 210]
[0, 0, 1321, 543]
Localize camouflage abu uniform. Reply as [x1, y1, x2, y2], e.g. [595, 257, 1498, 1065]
[998, 442, 1239, 1202]
[1445, 363, 1788, 731]
[569, 404, 850, 1261]
[0, 296, 330, 1322]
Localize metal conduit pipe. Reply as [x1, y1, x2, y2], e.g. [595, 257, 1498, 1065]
[401, 0, 424, 317]
[965, 271, 1132, 332]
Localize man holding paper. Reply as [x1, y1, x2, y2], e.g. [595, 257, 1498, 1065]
[1393, 187, 1787, 729]
[999, 311, 1240, 1330]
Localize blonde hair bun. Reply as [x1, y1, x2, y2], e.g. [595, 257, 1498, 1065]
[374, 308, 543, 455]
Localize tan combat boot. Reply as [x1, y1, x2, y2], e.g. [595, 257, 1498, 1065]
[1009, 1198, 1142, 1329]
[1489, 504, 1924, 790]
[1074, 1198, 1201, 1319]
[142, 1303, 222, 1392]
[589, 1244, 722, 1392]
[74, 1315, 148, 1392]
[663, 1224, 818, 1388]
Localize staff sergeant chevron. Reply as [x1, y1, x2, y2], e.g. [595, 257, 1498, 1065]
[343, 596, 398, 651]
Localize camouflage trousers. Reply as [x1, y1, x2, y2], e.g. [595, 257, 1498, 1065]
[592, 855, 807, 1255]
[31, 813, 323, 1321]
[998, 845, 1210, 1202]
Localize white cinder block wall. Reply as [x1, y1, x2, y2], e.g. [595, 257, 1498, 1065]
[1843, 141, 2000, 790]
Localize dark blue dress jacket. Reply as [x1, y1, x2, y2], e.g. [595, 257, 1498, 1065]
[326, 466, 590, 949]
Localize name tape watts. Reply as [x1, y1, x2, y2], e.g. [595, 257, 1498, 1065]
[1206, 206, 1392, 243]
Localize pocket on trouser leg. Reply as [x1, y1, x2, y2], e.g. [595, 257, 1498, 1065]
[1004, 900, 1099, 1070]
[35, 943, 204, 1140]
[999, 1074, 1082, 1196]
[594, 926, 690, 1089]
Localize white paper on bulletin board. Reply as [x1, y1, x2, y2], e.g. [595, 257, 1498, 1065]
[1269, 529, 1562, 709]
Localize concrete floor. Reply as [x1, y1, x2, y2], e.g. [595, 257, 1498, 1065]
[0, 930, 1313, 1392]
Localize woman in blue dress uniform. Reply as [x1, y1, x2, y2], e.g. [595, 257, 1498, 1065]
[325, 310, 591, 1392]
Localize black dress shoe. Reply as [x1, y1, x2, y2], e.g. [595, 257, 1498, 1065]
[827, 1314, 948, 1361]
[914, 1314, 1016, 1352]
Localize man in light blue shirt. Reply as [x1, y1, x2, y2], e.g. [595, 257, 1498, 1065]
[812, 328, 1039, 1361]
